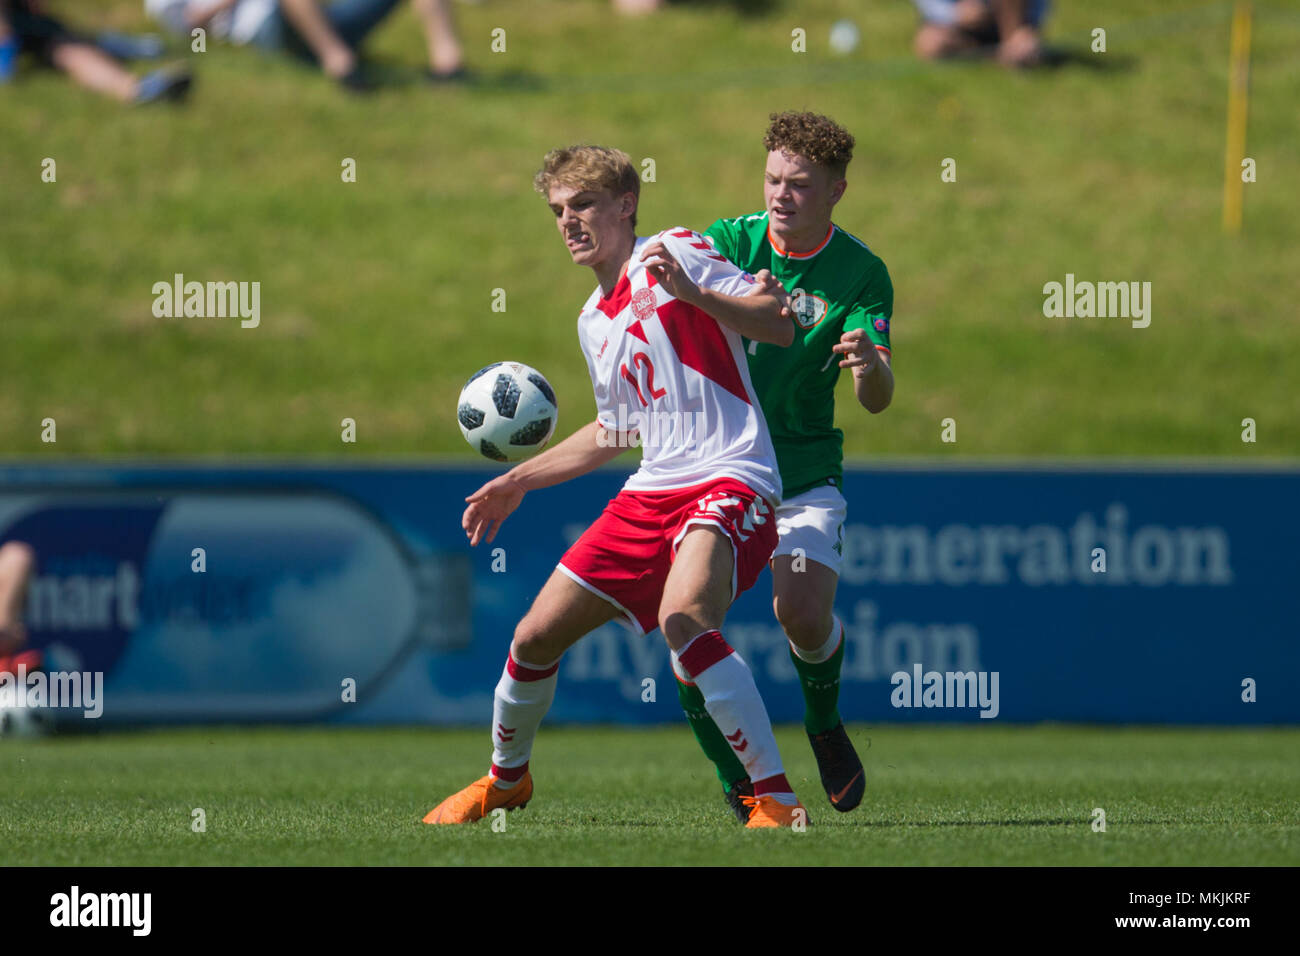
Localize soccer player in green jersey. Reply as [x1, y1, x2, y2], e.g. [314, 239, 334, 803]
[674, 111, 895, 822]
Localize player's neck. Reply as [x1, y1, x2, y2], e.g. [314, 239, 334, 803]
[592, 232, 637, 296]
[770, 219, 832, 256]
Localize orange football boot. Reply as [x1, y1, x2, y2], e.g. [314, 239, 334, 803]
[422, 772, 533, 824]
[743, 794, 809, 829]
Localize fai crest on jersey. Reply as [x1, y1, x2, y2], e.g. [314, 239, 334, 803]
[791, 289, 829, 329]
[632, 287, 657, 320]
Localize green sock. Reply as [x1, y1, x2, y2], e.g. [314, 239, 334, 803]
[790, 627, 845, 735]
[676, 678, 747, 791]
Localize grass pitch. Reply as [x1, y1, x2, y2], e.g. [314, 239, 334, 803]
[2, 724, 1297, 866]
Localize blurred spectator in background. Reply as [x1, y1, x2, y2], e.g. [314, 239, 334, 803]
[146, 0, 466, 90]
[0, 541, 37, 673]
[0, 10, 14, 78]
[614, 0, 661, 14]
[913, 0, 1048, 67]
[0, 541, 45, 738]
[0, 0, 191, 101]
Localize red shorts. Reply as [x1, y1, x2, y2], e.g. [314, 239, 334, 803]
[557, 478, 778, 635]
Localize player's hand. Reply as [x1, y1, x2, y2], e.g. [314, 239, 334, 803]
[639, 241, 700, 306]
[745, 269, 793, 319]
[832, 328, 879, 371]
[462, 473, 526, 546]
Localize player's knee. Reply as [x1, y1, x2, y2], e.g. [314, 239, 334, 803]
[774, 594, 831, 648]
[658, 604, 709, 650]
[657, 608, 689, 647]
[511, 615, 560, 665]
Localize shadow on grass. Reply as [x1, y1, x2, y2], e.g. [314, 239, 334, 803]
[1039, 46, 1139, 72]
[360, 59, 549, 93]
[873, 818, 1081, 827]
[942, 45, 1139, 72]
[487, 817, 1100, 829]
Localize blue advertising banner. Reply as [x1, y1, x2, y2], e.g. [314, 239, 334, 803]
[0, 463, 1294, 725]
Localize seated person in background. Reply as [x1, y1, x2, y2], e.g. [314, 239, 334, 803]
[613, 0, 661, 15]
[146, 0, 465, 90]
[913, 0, 1048, 67]
[0, 0, 191, 101]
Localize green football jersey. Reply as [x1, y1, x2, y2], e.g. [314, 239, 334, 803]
[704, 211, 893, 499]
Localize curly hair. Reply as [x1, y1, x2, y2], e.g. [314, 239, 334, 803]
[762, 111, 855, 178]
[533, 145, 640, 229]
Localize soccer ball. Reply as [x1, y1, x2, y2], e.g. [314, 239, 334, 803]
[0, 703, 49, 738]
[829, 19, 860, 54]
[457, 362, 558, 462]
[0, 676, 51, 739]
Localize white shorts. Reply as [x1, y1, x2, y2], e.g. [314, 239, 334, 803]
[772, 483, 847, 576]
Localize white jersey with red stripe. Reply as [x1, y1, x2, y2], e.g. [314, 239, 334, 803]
[576, 227, 782, 504]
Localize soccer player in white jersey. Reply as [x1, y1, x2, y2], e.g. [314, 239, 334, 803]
[423, 145, 807, 828]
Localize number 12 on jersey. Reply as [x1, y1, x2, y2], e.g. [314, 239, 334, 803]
[619, 351, 667, 406]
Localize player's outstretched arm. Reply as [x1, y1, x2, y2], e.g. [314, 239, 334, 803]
[461, 421, 630, 545]
[506, 420, 630, 491]
[640, 241, 794, 347]
[693, 281, 795, 346]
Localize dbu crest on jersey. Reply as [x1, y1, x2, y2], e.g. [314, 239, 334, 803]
[791, 289, 828, 329]
[631, 287, 657, 321]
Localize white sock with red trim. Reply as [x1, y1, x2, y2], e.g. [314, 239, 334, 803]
[672, 629, 797, 805]
[489, 648, 559, 790]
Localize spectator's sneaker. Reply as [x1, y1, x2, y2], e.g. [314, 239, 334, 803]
[425, 66, 472, 85]
[743, 795, 808, 829]
[135, 67, 192, 104]
[337, 66, 375, 93]
[809, 722, 866, 812]
[724, 776, 755, 824]
[96, 32, 166, 61]
[422, 772, 532, 824]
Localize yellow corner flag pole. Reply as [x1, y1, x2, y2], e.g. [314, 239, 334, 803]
[1222, 0, 1253, 235]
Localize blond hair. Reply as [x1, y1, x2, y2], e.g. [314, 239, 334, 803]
[533, 145, 640, 229]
